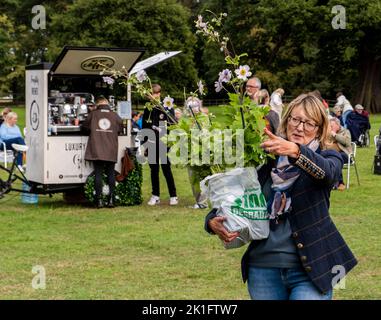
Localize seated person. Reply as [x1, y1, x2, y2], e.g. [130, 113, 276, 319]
[353, 104, 369, 117]
[335, 92, 353, 127]
[0, 111, 26, 170]
[328, 117, 352, 191]
[346, 104, 371, 144]
[330, 105, 344, 126]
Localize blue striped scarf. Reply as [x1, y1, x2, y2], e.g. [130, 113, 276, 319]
[269, 139, 320, 226]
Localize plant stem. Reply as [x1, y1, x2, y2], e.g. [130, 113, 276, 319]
[239, 95, 245, 129]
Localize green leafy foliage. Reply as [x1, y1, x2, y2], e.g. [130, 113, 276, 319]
[47, 0, 198, 98]
[84, 158, 143, 206]
[2, 0, 381, 110]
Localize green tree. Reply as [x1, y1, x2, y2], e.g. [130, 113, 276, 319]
[0, 0, 75, 100]
[196, 0, 381, 112]
[326, 0, 381, 113]
[48, 0, 198, 98]
[0, 14, 17, 96]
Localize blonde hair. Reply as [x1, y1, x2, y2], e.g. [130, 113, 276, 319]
[95, 97, 109, 106]
[274, 88, 284, 96]
[5, 111, 18, 122]
[257, 89, 270, 105]
[186, 96, 202, 108]
[278, 93, 330, 149]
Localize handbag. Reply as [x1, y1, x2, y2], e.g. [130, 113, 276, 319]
[116, 149, 135, 182]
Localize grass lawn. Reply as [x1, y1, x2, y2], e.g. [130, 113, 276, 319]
[0, 106, 380, 299]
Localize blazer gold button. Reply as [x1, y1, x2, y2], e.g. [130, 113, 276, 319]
[301, 256, 307, 262]
[297, 243, 304, 249]
[305, 266, 312, 272]
[292, 232, 298, 238]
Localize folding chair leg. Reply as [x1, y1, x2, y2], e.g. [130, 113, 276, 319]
[354, 162, 360, 185]
[346, 159, 351, 189]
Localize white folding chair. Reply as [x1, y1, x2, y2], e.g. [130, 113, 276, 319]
[0, 142, 15, 169]
[343, 142, 360, 189]
[374, 135, 379, 151]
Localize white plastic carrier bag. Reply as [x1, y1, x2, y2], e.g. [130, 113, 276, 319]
[201, 167, 269, 249]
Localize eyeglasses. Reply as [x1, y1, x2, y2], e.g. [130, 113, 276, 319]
[288, 115, 318, 132]
[246, 85, 259, 89]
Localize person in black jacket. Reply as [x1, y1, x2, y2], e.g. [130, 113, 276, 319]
[142, 84, 178, 206]
[205, 93, 357, 300]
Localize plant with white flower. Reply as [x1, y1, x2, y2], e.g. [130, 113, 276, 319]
[195, 12, 229, 56]
[235, 65, 252, 81]
[163, 96, 174, 109]
[102, 76, 115, 86]
[136, 70, 148, 82]
[97, 61, 177, 124]
[193, 11, 270, 168]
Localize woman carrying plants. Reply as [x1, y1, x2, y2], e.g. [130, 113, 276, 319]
[205, 93, 357, 300]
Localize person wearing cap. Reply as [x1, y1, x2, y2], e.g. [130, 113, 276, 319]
[346, 103, 371, 144]
[354, 104, 369, 118]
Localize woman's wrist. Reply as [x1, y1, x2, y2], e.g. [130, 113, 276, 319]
[289, 143, 301, 159]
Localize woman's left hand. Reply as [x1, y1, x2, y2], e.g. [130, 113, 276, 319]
[261, 128, 300, 158]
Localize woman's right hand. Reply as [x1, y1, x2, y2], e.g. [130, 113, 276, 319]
[208, 216, 239, 243]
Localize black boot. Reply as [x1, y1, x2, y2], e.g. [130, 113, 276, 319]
[107, 194, 115, 208]
[96, 197, 104, 209]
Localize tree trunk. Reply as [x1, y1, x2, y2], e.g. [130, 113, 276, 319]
[354, 47, 381, 114]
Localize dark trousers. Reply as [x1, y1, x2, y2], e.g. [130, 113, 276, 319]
[3, 137, 25, 166]
[339, 152, 349, 184]
[149, 163, 177, 197]
[93, 160, 115, 199]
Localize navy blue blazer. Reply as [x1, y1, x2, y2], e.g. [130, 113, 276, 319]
[205, 145, 358, 294]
